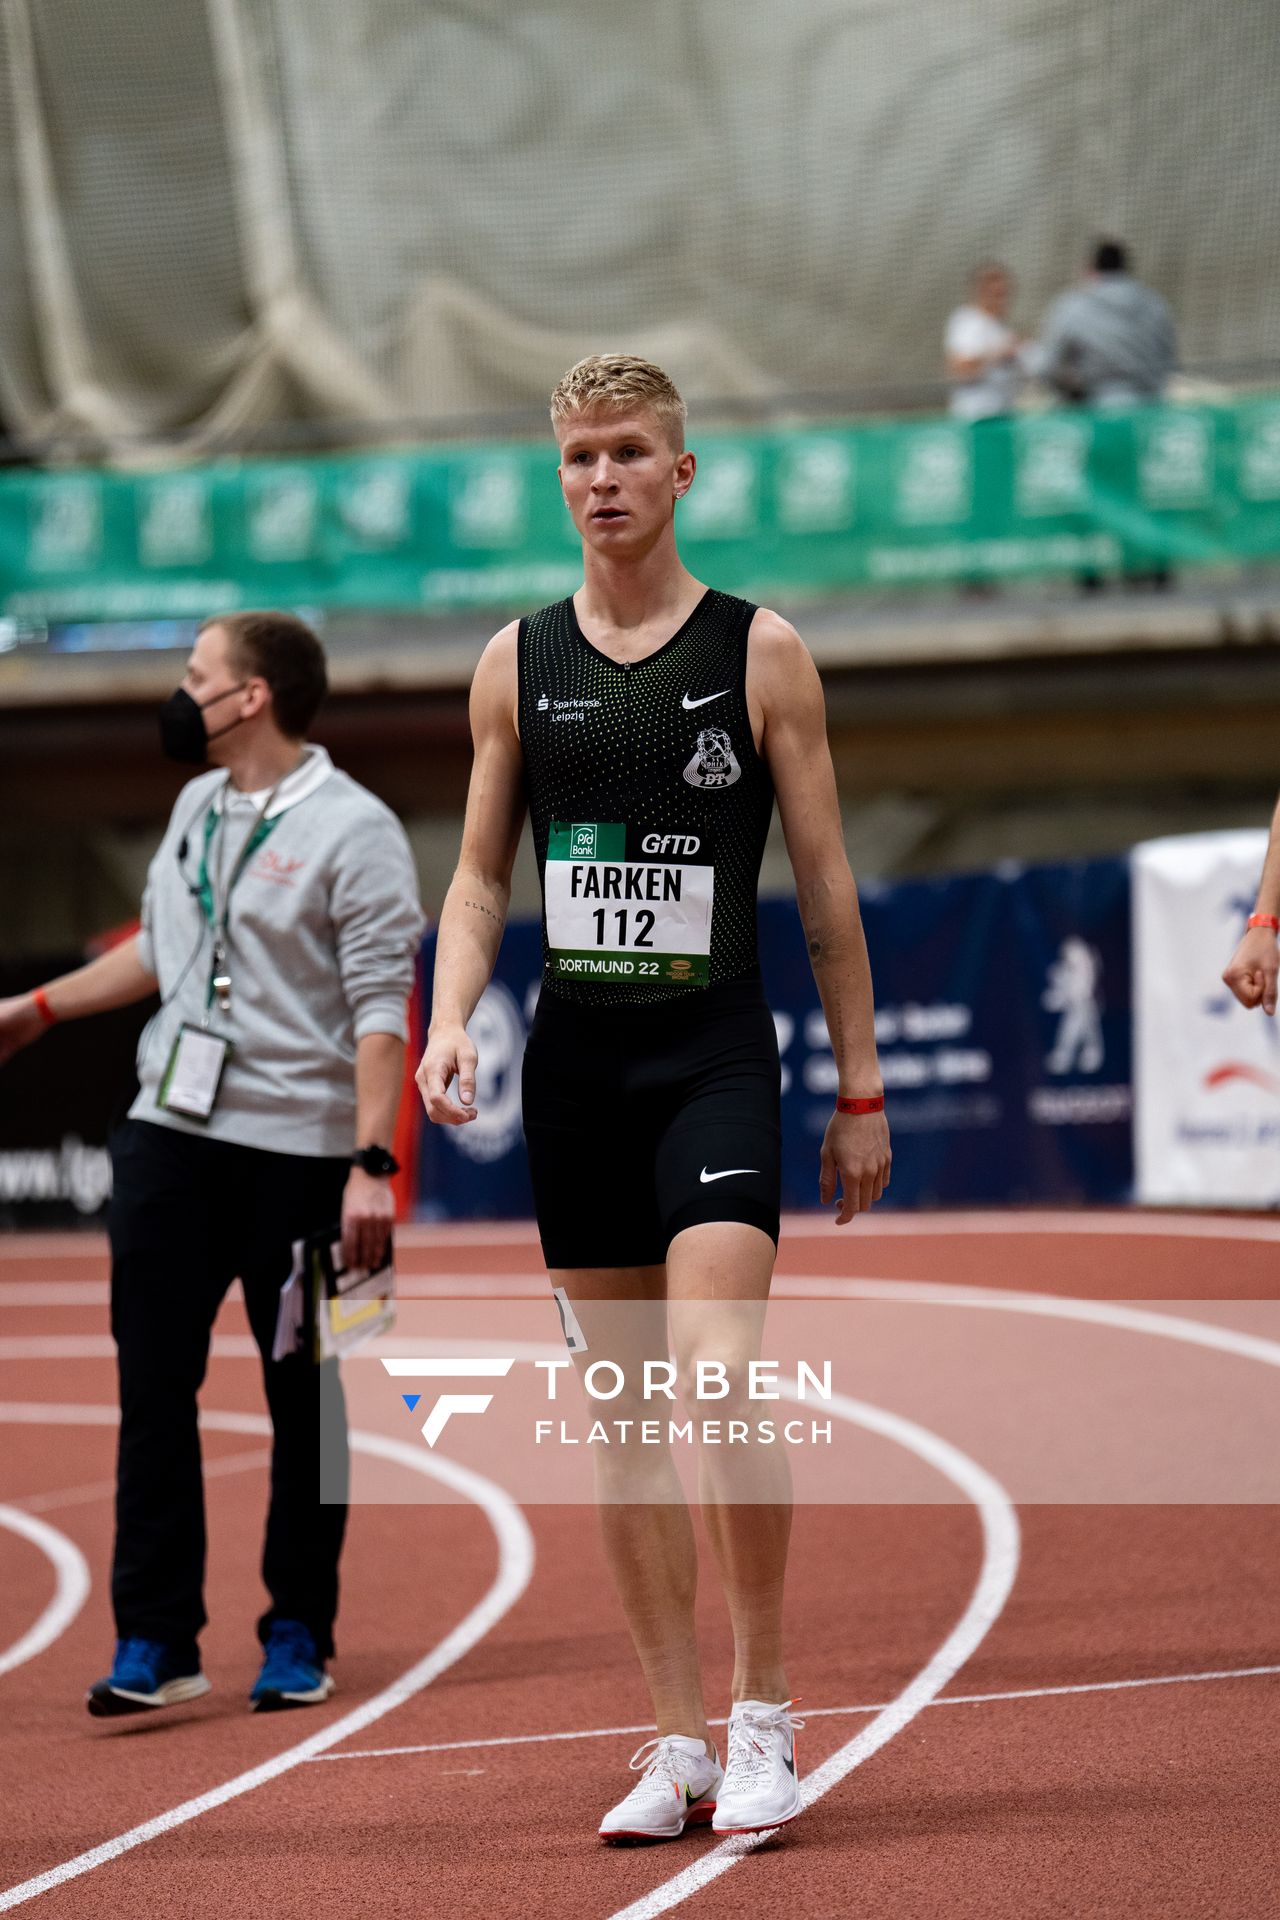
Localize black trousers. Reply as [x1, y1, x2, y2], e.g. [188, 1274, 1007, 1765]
[107, 1119, 350, 1663]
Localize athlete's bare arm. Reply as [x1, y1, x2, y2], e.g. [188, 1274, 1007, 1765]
[417, 623, 526, 1126]
[749, 609, 891, 1222]
[1223, 788, 1280, 1015]
[0, 934, 158, 1067]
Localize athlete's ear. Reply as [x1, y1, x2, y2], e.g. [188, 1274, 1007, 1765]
[674, 449, 696, 499]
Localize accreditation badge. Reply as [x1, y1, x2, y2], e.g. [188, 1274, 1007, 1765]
[157, 1023, 232, 1122]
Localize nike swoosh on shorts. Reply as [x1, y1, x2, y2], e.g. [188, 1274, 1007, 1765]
[682, 689, 730, 709]
[699, 1167, 759, 1183]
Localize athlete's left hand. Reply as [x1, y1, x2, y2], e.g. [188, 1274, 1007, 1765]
[341, 1166, 395, 1272]
[820, 1110, 891, 1224]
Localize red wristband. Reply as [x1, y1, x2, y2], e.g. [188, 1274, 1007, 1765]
[32, 987, 58, 1027]
[1247, 913, 1280, 932]
[836, 1094, 884, 1114]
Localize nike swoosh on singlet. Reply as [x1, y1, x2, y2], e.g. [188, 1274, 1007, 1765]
[682, 689, 731, 709]
[699, 1166, 758, 1183]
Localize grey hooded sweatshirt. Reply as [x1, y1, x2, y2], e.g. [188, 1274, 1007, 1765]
[131, 746, 423, 1157]
[1032, 274, 1177, 406]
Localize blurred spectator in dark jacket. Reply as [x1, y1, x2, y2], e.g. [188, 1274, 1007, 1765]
[945, 262, 1026, 422]
[1030, 239, 1176, 407]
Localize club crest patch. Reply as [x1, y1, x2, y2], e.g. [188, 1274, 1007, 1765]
[683, 726, 741, 789]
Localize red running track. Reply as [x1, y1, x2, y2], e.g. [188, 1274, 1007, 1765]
[0, 1211, 1278, 1918]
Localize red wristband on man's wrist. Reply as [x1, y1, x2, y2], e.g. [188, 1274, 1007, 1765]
[32, 987, 58, 1027]
[1247, 913, 1280, 932]
[836, 1094, 884, 1115]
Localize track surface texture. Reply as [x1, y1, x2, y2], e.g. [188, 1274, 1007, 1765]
[1, 1210, 1277, 1919]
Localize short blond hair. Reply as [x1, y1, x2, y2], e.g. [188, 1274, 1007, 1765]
[550, 354, 686, 452]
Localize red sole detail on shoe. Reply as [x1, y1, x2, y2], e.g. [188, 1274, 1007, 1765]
[684, 1803, 717, 1825]
[599, 1830, 682, 1845]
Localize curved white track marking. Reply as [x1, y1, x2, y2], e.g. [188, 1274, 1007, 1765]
[0, 1405, 534, 1915]
[312, 1662, 1280, 1762]
[606, 1389, 1021, 1920]
[0, 1505, 91, 1680]
[778, 1278, 1280, 1369]
[610, 1280, 1280, 1920]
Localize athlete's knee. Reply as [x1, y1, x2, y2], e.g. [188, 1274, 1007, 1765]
[674, 1340, 759, 1416]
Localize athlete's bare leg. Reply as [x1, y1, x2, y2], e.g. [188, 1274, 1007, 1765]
[667, 1222, 791, 1706]
[554, 1223, 791, 1738]
[551, 1264, 714, 1753]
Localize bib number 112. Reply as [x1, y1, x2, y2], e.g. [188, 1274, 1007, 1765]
[592, 907, 655, 949]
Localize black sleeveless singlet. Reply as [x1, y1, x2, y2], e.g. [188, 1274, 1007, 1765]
[517, 588, 775, 1008]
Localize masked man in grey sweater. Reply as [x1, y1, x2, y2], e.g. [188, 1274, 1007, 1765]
[0, 611, 422, 1716]
[1030, 238, 1177, 408]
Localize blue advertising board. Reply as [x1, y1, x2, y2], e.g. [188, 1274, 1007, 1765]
[414, 857, 1132, 1221]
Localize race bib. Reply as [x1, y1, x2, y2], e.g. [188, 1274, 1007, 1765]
[544, 821, 713, 985]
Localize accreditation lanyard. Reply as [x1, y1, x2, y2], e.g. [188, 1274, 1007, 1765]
[194, 780, 283, 1023]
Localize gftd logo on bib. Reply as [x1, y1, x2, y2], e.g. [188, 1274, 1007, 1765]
[684, 726, 741, 789]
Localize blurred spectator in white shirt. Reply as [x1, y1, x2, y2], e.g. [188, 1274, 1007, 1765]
[1030, 239, 1176, 407]
[945, 262, 1024, 422]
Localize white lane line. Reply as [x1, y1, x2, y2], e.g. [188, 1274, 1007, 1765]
[4, 1211, 1280, 1266]
[8, 1286, 1280, 1376]
[0, 1505, 92, 1681]
[606, 1386, 1020, 1920]
[13, 1449, 271, 1517]
[0, 1283, 110, 1306]
[0, 1404, 534, 1914]
[606, 1282, 1280, 1919]
[312, 1662, 1280, 1763]
[0, 1337, 261, 1360]
[782, 1277, 1280, 1370]
[0, 1237, 110, 1261]
[0, 1335, 571, 1363]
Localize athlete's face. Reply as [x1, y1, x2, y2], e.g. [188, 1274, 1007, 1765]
[557, 409, 696, 552]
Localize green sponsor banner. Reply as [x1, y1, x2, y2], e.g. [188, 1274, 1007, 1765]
[4, 397, 1280, 620]
[547, 821, 627, 862]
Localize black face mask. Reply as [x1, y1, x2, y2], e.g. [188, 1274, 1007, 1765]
[158, 683, 248, 765]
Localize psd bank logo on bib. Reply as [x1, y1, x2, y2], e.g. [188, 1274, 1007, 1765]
[453, 981, 526, 1164]
[684, 727, 741, 790]
[569, 822, 598, 860]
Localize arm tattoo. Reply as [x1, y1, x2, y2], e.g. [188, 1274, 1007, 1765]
[464, 898, 502, 926]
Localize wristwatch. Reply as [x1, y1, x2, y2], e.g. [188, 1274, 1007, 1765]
[352, 1144, 401, 1178]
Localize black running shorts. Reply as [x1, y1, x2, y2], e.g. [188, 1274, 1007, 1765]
[521, 973, 782, 1269]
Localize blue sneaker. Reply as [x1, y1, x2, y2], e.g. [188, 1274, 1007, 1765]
[86, 1637, 210, 1717]
[250, 1619, 334, 1712]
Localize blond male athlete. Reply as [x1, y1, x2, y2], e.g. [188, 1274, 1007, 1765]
[419, 356, 890, 1840]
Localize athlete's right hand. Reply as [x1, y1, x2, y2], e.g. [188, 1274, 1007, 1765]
[0, 994, 46, 1068]
[1223, 927, 1279, 1014]
[416, 1023, 479, 1125]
